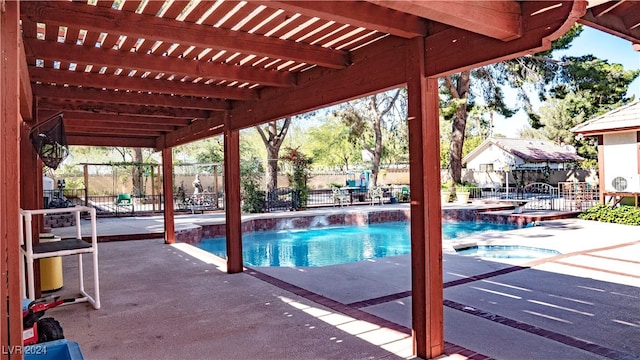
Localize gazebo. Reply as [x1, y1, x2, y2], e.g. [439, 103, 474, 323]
[1, 1, 638, 358]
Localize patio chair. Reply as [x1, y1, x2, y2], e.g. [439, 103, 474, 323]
[369, 186, 383, 205]
[116, 193, 134, 215]
[399, 186, 410, 202]
[332, 187, 348, 207]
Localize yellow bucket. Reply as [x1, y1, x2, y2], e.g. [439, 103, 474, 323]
[39, 233, 63, 292]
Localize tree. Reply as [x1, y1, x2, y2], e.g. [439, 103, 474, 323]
[442, 71, 471, 183]
[304, 116, 360, 171]
[335, 89, 402, 186]
[280, 147, 312, 209]
[524, 56, 639, 166]
[441, 25, 584, 184]
[180, 137, 224, 164]
[256, 118, 291, 193]
[131, 148, 144, 196]
[112, 147, 158, 196]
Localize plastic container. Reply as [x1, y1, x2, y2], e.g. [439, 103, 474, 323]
[25, 339, 85, 360]
[39, 233, 63, 292]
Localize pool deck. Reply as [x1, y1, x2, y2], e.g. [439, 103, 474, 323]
[45, 204, 640, 359]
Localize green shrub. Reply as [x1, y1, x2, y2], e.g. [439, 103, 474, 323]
[281, 147, 312, 210]
[579, 204, 640, 225]
[240, 157, 265, 213]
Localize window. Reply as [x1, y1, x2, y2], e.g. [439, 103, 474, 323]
[479, 164, 494, 172]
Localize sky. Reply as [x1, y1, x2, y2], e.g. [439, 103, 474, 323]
[492, 26, 640, 138]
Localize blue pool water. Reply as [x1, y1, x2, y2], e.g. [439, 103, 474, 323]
[197, 221, 523, 267]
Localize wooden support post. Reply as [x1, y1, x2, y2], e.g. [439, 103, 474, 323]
[406, 37, 444, 359]
[1, 0, 26, 353]
[20, 122, 44, 298]
[162, 148, 175, 244]
[223, 120, 243, 274]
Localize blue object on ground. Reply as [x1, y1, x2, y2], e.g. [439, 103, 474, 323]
[25, 339, 85, 360]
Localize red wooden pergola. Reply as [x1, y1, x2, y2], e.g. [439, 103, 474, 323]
[1, 1, 638, 358]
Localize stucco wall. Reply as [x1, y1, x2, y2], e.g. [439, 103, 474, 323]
[602, 131, 640, 192]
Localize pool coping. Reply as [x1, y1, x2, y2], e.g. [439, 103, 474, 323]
[176, 207, 578, 244]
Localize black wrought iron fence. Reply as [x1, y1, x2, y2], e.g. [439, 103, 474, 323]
[473, 182, 599, 211]
[42, 182, 599, 217]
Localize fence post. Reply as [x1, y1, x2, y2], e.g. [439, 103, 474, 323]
[84, 164, 89, 206]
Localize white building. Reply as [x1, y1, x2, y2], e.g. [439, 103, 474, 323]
[462, 138, 583, 172]
[572, 101, 640, 204]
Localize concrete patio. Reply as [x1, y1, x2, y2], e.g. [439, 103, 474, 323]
[44, 207, 640, 359]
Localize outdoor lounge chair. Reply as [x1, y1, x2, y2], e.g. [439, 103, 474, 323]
[332, 187, 348, 207]
[369, 186, 383, 205]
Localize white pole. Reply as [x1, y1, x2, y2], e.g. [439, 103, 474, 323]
[506, 173, 509, 197]
[504, 166, 510, 197]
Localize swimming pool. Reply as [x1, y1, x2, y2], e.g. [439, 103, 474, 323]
[197, 221, 523, 267]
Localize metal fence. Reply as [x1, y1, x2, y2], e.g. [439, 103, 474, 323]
[44, 189, 220, 216]
[470, 182, 600, 211]
[42, 182, 600, 216]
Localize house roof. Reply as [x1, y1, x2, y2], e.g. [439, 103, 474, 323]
[462, 138, 584, 165]
[571, 101, 640, 136]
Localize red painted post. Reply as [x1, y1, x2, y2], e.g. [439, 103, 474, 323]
[162, 148, 175, 244]
[1, 0, 26, 354]
[406, 37, 444, 359]
[223, 123, 243, 274]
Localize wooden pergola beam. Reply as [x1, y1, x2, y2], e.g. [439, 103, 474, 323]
[36, 98, 210, 119]
[425, 0, 587, 77]
[228, 36, 408, 131]
[590, 0, 626, 17]
[24, 38, 296, 88]
[65, 127, 162, 138]
[64, 120, 177, 132]
[33, 85, 231, 111]
[66, 135, 157, 148]
[265, 1, 428, 38]
[18, 37, 33, 121]
[29, 67, 258, 101]
[20, 1, 350, 69]
[367, 0, 522, 41]
[159, 114, 226, 149]
[40, 111, 192, 127]
[580, 4, 640, 45]
[622, 7, 640, 31]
